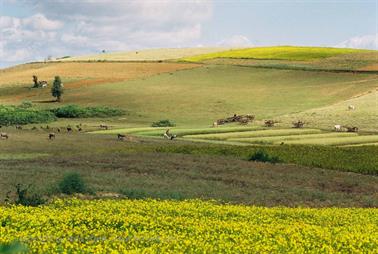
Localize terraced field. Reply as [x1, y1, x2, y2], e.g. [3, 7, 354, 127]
[95, 126, 378, 147]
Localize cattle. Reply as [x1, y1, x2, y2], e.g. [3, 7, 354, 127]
[163, 129, 176, 140]
[67, 127, 73, 132]
[78, 127, 82, 132]
[49, 133, 55, 140]
[100, 124, 109, 130]
[292, 121, 305, 128]
[0, 133, 8, 139]
[117, 134, 126, 140]
[264, 120, 275, 127]
[15, 125, 22, 130]
[334, 125, 342, 132]
[348, 105, 355, 111]
[212, 121, 218, 128]
[57, 128, 61, 133]
[346, 126, 358, 132]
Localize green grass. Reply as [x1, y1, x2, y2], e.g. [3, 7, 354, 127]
[205, 51, 378, 72]
[1, 64, 377, 130]
[185, 128, 322, 140]
[278, 90, 378, 132]
[230, 132, 358, 144]
[0, 131, 377, 207]
[70, 65, 376, 127]
[91, 126, 265, 137]
[183, 46, 370, 62]
[284, 135, 378, 146]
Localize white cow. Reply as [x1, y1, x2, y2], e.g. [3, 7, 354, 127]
[348, 105, 355, 110]
[334, 125, 342, 132]
[212, 121, 218, 128]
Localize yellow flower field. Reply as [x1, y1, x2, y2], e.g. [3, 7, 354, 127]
[0, 199, 377, 253]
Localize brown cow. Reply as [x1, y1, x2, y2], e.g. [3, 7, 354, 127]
[0, 133, 9, 139]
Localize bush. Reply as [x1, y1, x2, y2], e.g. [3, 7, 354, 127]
[0, 105, 56, 126]
[151, 119, 176, 127]
[0, 241, 28, 254]
[51, 105, 124, 118]
[248, 150, 281, 164]
[14, 184, 46, 206]
[58, 172, 86, 195]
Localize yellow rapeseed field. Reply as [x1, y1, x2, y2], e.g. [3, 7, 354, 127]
[1, 199, 377, 253]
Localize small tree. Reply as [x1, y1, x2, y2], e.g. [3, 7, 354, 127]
[51, 76, 63, 102]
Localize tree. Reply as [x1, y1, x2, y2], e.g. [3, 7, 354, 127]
[51, 76, 64, 102]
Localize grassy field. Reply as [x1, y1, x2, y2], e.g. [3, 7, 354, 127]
[1, 130, 378, 204]
[204, 51, 378, 72]
[183, 46, 370, 62]
[1, 198, 377, 253]
[57, 47, 229, 62]
[0, 61, 199, 87]
[56, 65, 376, 127]
[1, 60, 376, 130]
[278, 89, 378, 132]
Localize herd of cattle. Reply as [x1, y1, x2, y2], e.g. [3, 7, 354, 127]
[0, 105, 360, 141]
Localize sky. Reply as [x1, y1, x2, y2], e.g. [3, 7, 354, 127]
[0, 0, 377, 68]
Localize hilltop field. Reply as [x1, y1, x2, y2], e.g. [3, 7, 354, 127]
[0, 46, 377, 252]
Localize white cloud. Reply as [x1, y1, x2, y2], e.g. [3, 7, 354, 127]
[22, 14, 63, 30]
[1, 0, 213, 67]
[336, 34, 377, 50]
[217, 35, 253, 47]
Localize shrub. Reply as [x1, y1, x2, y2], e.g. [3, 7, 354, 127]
[58, 172, 86, 195]
[14, 184, 46, 206]
[19, 101, 33, 109]
[248, 150, 281, 164]
[0, 105, 56, 126]
[151, 119, 176, 127]
[51, 105, 124, 118]
[0, 241, 28, 254]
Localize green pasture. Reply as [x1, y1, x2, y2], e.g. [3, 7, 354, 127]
[229, 132, 358, 144]
[60, 65, 377, 127]
[184, 128, 322, 140]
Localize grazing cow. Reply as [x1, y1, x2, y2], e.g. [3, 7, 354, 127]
[212, 121, 218, 128]
[0, 133, 8, 139]
[117, 134, 126, 140]
[78, 127, 82, 132]
[57, 128, 61, 133]
[348, 105, 355, 111]
[31, 126, 37, 130]
[334, 125, 342, 132]
[100, 124, 108, 130]
[265, 120, 275, 127]
[292, 121, 305, 128]
[67, 127, 73, 132]
[15, 125, 22, 130]
[49, 133, 55, 140]
[346, 126, 358, 132]
[163, 129, 176, 140]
